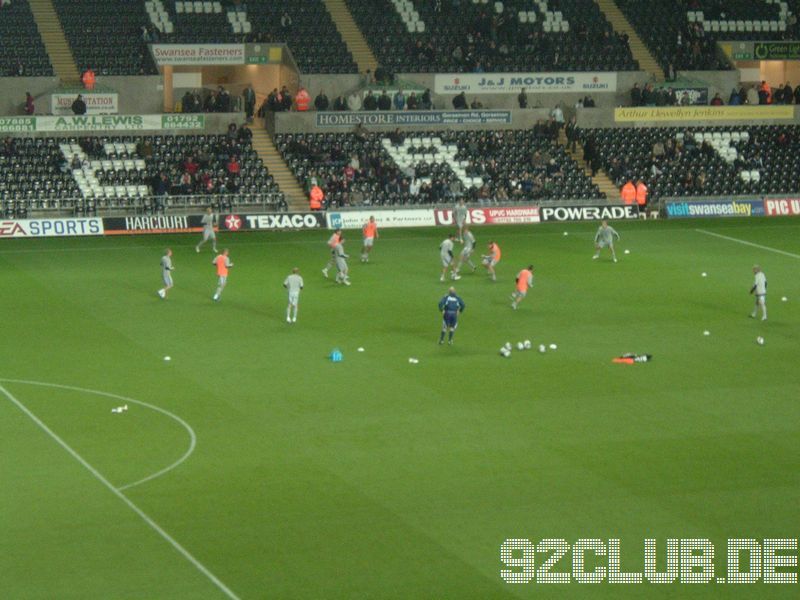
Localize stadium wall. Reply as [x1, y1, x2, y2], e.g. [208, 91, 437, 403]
[0, 76, 59, 116]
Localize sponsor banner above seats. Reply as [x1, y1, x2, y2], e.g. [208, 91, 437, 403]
[539, 205, 640, 222]
[615, 106, 795, 122]
[728, 41, 800, 61]
[220, 213, 325, 231]
[51, 93, 119, 116]
[326, 209, 435, 229]
[150, 43, 283, 66]
[434, 206, 540, 225]
[0, 115, 205, 134]
[0, 218, 104, 239]
[764, 198, 800, 216]
[316, 111, 512, 128]
[664, 199, 765, 218]
[434, 72, 617, 94]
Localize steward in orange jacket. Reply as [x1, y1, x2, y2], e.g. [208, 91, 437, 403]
[309, 185, 324, 210]
[295, 87, 311, 112]
[620, 180, 636, 204]
[635, 180, 648, 206]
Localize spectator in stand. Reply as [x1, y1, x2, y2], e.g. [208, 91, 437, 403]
[452, 92, 468, 110]
[470, 97, 483, 109]
[314, 90, 329, 111]
[179, 171, 194, 195]
[295, 86, 311, 112]
[551, 103, 565, 128]
[565, 115, 578, 152]
[82, 67, 96, 91]
[204, 90, 218, 112]
[377, 90, 392, 111]
[630, 83, 641, 107]
[406, 92, 419, 110]
[641, 84, 654, 106]
[280, 10, 292, 29]
[348, 91, 362, 111]
[71, 94, 87, 115]
[280, 86, 292, 111]
[183, 155, 199, 175]
[709, 93, 723, 106]
[620, 179, 636, 204]
[516, 88, 529, 109]
[635, 179, 648, 208]
[794, 85, 800, 105]
[774, 84, 785, 105]
[363, 91, 378, 111]
[243, 84, 256, 122]
[227, 155, 240, 176]
[680, 91, 691, 106]
[758, 81, 772, 105]
[333, 95, 347, 111]
[729, 88, 741, 105]
[421, 89, 432, 110]
[181, 90, 195, 113]
[24, 92, 34, 115]
[746, 85, 759, 106]
[393, 89, 406, 111]
[783, 82, 793, 104]
[583, 96, 595, 108]
[665, 63, 676, 82]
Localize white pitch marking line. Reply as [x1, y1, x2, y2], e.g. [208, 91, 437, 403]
[696, 229, 800, 259]
[0, 382, 239, 600]
[0, 378, 196, 492]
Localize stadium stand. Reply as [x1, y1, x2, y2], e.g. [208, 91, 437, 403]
[275, 129, 604, 207]
[579, 125, 800, 201]
[344, 0, 637, 72]
[617, 0, 800, 72]
[52, 0, 158, 75]
[0, 129, 284, 216]
[0, 0, 54, 76]
[159, 0, 357, 74]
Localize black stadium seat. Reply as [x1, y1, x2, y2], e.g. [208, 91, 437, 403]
[0, 0, 54, 77]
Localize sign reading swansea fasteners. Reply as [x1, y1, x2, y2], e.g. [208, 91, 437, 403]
[316, 110, 511, 128]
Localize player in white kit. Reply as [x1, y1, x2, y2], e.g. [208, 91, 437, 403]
[195, 206, 218, 253]
[157, 248, 174, 299]
[750, 265, 767, 321]
[283, 267, 304, 323]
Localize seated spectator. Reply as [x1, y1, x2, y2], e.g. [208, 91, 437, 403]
[421, 89, 432, 110]
[71, 94, 87, 115]
[758, 81, 772, 105]
[70, 154, 82, 170]
[406, 92, 419, 110]
[348, 91, 362, 111]
[709, 93, 723, 106]
[183, 155, 199, 175]
[452, 92, 467, 110]
[470, 98, 483, 109]
[746, 85, 759, 106]
[333, 95, 347, 111]
[179, 172, 194, 194]
[729, 88, 741, 106]
[226, 155, 240, 176]
[583, 96, 596, 108]
[679, 92, 691, 106]
[785, 82, 795, 105]
[295, 87, 311, 112]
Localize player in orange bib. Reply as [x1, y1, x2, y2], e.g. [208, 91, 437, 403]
[511, 265, 534, 310]
[482, 241, 501, 281]
[212, 248, 234, 302]
[360, 216, 379, 262]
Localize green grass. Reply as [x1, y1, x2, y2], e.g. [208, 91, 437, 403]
[1, 217, 799, 599]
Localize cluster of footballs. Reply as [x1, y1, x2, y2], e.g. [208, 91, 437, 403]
[499, 340, 557, 357]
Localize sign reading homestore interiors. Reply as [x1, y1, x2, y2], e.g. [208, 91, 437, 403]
[316, 111, 512, 128]
[434, 72, 617, 94]
[615, 106, 795, 122]
[0, 115, 205, 133]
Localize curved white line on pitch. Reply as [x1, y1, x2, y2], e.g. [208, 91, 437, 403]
[0, 378, 196, 491]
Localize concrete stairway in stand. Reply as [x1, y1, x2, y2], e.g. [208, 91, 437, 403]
[559, 129, 620, 201]
[29, 0, 80, 85]
[248, 125, 307, 211]
[322, 0, 378, 74]
[596, 0, 663, 81]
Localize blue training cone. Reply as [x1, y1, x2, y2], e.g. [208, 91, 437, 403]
[329, 348, 343, 362]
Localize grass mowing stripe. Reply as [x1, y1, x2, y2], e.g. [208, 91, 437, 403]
[696, 228, 800, 259]
[0, 382, 240, 600]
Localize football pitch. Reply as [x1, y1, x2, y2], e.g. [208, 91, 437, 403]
[1, 217, 798, 599]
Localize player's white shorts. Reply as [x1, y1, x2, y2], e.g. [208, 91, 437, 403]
[755, 294, 766, 305]
[461, 247, 473, 258]
[363, 236, 374, 248]
[163, 272, 173, 286]
[455, 217, 466, 228]
[217, 275, 227, 288]
[596, 239, 613, 248]
[483, 257, 499, 267]
[288, 291, 300, 305]
[203, 229, 216, 241]
[441, 255, 453, 267]
[335, 258, 348, 272]
[515, 289, 527, 298]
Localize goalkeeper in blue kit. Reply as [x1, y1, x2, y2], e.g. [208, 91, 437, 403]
[438, 287, 466, 345]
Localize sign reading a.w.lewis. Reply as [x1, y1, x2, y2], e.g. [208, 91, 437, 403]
[540, 205, 639, 222]
[0, 115, 205, 133]
[434, 73, 617, 94]
[0, 218, 103, 239]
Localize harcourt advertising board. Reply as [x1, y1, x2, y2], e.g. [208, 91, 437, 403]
[326, 209, 435, 230]
[0, 218, 104, 239]
[434, 206, 540, 225]
[434, 72, 617, 94]
[665, 199, 764, 218]
[540, 205, 640, 222]
[103, 215, 205, 235]
[221, 213, 325, 231]
[764, 198, 800, 217]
